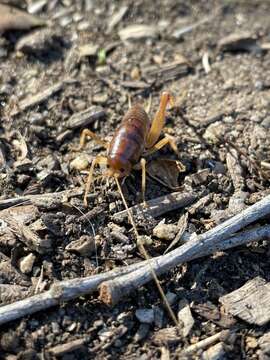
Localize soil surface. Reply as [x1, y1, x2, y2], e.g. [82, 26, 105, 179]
[0, 0, 270, 359]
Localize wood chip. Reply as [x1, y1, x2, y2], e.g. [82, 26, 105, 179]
[78, 43, 99, 58]
[220, 277, 270, 325]
[0, 4, 45, 32]
[120, 80, 150, 89]
[152, 327, 179, 346]
[3, 215, 51, 254]
[66, 106, 106, 129]
[107, 5, 128, 32]
[0, 284, 29, 304]
[226, 149, 245, 190]
[202, 342, 225, 360]
[10, 81, 65, 116]
[49, 338, 87, 356]
[143, 59, 191, 83]
[218, 31, 260, 52]
[118, 24, 158, 42]
[112, 191, 197, 222]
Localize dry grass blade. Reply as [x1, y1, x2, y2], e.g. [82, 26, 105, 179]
[0, 4, 46, 32]
[164, 212, 188, 254]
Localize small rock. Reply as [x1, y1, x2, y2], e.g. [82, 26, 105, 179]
[134, 323, 150, 342]
[137, 235, 153, 246]
[135, 308, 155, 324]
[190, 169, 210, 186]
[93, 93, 108, 105]
[178, 299, 194, 337]
[19, 253, 36, 274]
[246, 336, 258, 349]
[51, 322, 60, 334]
[0, 331, 20, 352]
[165, 291, 177, 305]
[70, 154, 90, 171]
[130, 67, 141, 80]
[153, 220, 178, 241]
[261, 118, 270, 129]
[65, 235, 99, 256]
[202, 342, 225, 360]
[67, 322, 77, 332]
[203, 122, 226, 143]
[78, 43, 99, 58]
[98, 328, 113, 342]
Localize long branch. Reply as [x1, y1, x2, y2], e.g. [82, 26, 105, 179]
[99, 194, 270, 304]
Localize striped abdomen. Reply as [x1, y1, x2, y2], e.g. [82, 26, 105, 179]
[107, 104, 150, 177]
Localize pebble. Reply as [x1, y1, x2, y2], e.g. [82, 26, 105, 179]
[165, 291, 177, 305]
[153, 220, 178, 241]
[70, 154, 90, 171]
[51, 322, 60, 334]
[261, 117, 270, 128]
[178, 299, 194, 337]
[19, 253, 36, 274]
[93, 93, 108, 105]
[135, 308, 155, 324]
[134, 324, 150, 342]
[65, 235, 100, 256]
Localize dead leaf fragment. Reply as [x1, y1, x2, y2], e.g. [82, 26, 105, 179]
[147, 158, 185, 190]
[0, 4, 46, 32]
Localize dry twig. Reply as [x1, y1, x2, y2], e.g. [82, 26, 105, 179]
[100, 194, 270, 304]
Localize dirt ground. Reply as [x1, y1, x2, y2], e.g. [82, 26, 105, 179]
[1, 0, 270, 359]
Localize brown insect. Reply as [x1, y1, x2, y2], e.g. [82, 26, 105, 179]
[79, 91, 179, 206]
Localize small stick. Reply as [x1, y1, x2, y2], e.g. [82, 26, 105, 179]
[112, 191, 197, 222]
[99, 194, 270, 304]
[179, 330, 230, 355]
[0, 224, 269, 325]
[0, 188, 85, 210]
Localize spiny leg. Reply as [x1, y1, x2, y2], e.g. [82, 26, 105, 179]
[144, 94, 152, 114]
[84, 155, 107, 206]
[140, 158, 147, 206]
[79, 129, 108, 150]
[128, 94, 132, 109]
[144, 134, 179, 157]
[145, 91, 174, 149]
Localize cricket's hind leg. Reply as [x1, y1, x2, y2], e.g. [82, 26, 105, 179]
[145, 91, 174, 149]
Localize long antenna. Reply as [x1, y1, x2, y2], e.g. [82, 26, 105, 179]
[114, 176, 179, 327]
